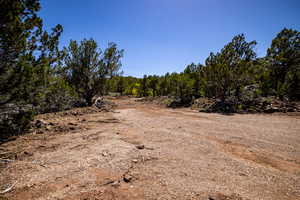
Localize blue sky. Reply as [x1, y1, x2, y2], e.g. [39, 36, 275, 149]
[39, 0, 300, 77]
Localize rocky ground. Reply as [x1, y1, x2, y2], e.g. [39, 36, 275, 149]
[0, 97, 299, 200]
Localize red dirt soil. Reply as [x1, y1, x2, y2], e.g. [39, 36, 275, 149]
[0, 97, 299, 200]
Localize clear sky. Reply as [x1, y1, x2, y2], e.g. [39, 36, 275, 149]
[39, 0, 300, 77]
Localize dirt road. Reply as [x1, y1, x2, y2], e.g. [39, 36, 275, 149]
[1, 98, 300, 200]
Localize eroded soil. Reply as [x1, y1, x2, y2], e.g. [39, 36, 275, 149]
[1, 97, 300, 200]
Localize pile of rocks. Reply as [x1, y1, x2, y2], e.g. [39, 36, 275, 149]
[257, 97, 299, 113]
[193, 97, 300, 114]
[191, 98, 215, 111]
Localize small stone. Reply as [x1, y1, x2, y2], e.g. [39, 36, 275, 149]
[102, 151, 109, 157]
[132, 159, 138, 163]
[136, 144, 145, 150]
[24, 151, 33, 156]
[123, 174, 132, 183]
[239, 173, 247, 176]
[72, 112, 78, 116]
[35, 119, 47, 128]
[36, 130, 44, 134]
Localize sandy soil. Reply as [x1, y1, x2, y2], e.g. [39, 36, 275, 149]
[1, 97, 300, 200]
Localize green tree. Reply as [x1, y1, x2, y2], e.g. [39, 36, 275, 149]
[267, 28, 300, 99]
[148, 75, 159, 97]
[203, 34, 257, 100]
[0, 0, 64, 106]
[184, 63, 203, 97]
[63, 39, 124, 104]
[139, 75, 148, 97]
[0, 0, 65, 137]
[103, 42, 124, 79]
[116, 76, 125, 95]
[63, 39, 104, 105]
[1, 0, 41, 104]
[158, 75, 168, 96]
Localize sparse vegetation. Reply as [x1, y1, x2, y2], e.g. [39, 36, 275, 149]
[108, 31, 300, 112]
[0, 1, 299, 199]
[0, 0, 299, 139]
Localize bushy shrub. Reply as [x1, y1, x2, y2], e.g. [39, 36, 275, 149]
[36, 78, 80, 113]
[0, 104, 34, 140]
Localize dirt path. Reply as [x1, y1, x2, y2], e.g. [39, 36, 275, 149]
[1, 98, 300, 200]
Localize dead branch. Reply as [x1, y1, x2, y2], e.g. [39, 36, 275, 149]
[0, 158, 14, 163]
[0, 181, 18, 194]
[0, 158, 46, 167]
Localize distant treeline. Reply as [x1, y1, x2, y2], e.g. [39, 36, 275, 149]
[0, 0, 299, 138]
[108, 30, 300, 102]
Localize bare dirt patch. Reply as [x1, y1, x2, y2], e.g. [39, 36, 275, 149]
[1, 97, 299, 200]
[207, 136, 300, 174]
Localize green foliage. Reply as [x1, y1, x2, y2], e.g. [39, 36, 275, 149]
[140, 75, 148, 97]
[103, 43, 124, 79]
[0, 0, 125, 138]
[0, 0, 299, 138]
[114, 30, 299, 106]
[147, 75, 159, 97]
[0, 0, 64, 106]
[62, 39, 124, 105]
[107, 76, 138, 95]
[63, 39, 104, 105]
[0, 0, 68, 137]
[267, 28, 300, 100]
[0, 104, 34, 139]
[37, 77, 78, 113]
[202, 34, 257, 100]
